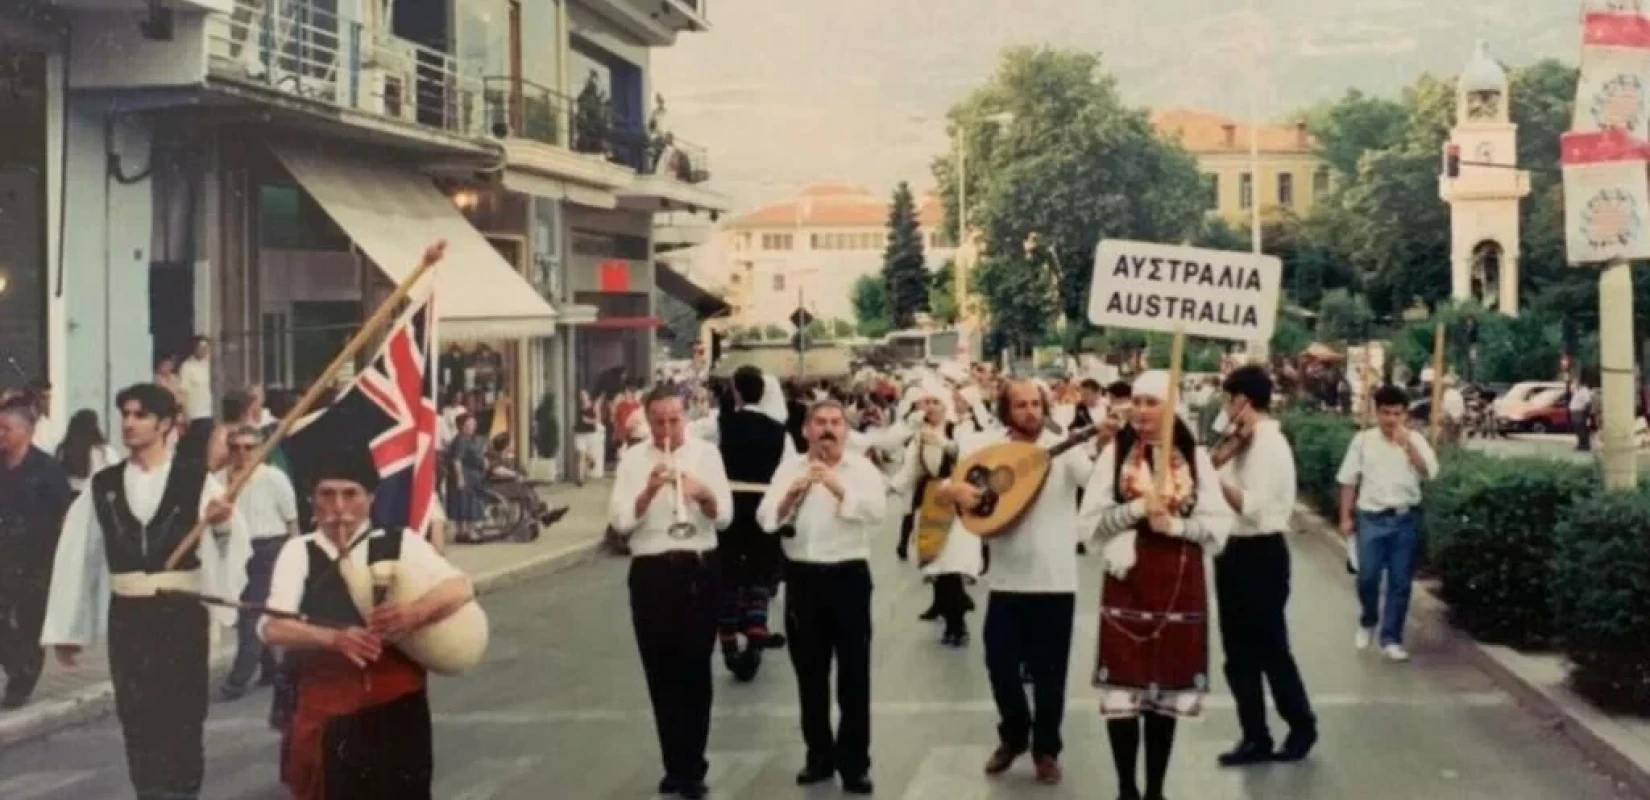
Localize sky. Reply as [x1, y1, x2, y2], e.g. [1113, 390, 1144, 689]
[652, 0, 1578, 214]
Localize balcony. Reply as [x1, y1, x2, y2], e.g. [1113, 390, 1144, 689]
[205, 0, 489, 146]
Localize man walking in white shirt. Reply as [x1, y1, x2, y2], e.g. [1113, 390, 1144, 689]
[607, 387, 733, 800]
[757, 399, 887, 795]
[217, 425, 300, 700]
[1209, 366, 1317, 766]
[1337, 385, 1439, 663]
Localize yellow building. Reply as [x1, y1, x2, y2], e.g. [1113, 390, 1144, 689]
[1151, 108, 1332, 225]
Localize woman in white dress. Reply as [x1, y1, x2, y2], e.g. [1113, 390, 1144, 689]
[891, 380, 983, 646]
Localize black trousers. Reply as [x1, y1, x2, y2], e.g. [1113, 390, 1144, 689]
[983, 592, 1075, 758]
[933, 574, 970, 636]
[0, 568, 49, 699]
[629, 551, 720, 783]
[323, 690, 434, 799]
[1214, 534, 1316, 744]
[785, 560, 873, 778]
[108, 594, 209, 800]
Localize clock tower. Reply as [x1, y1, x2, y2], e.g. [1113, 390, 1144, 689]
[1440, 40, 1532, 315]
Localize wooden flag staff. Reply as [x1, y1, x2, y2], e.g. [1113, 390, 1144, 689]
[1156, 329, 1186, 497]
[162, 240, 448, 571]
[1427, 323, 1447, 445]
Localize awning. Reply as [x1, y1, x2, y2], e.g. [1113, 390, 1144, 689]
[655, 262, 730, 319]
[502, 169, 618, 210]
[585, 316, 667, 330]
[271, 143, 558, 341]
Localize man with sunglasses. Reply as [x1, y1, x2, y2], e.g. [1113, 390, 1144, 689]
[41, 383, 250, 800]
[216, 425, 300, 701]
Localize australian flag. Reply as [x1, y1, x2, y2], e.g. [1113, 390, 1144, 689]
[285, 298, 440, 535]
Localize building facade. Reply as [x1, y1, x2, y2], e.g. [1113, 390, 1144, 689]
[1151, 108, 1333, 226]
[7, 0, 722, 481]
[710, 184, 955, 330]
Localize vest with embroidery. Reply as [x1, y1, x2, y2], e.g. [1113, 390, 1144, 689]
[90, 460, 207, 574]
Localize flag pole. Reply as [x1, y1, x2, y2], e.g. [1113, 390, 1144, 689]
[163, 240, 448, 570]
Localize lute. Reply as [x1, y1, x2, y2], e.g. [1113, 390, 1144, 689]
[955, 425, 1103, 538]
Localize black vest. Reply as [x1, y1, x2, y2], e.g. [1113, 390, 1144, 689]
[298, 530, 405, 629]
[90, 459, 207, 573]
[719, 410, 788, 535]
[908, 422, 957, 515]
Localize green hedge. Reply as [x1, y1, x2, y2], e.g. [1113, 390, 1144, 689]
[1278, 411, 1358, 517]
[1421, 451, 1594, 649]
[1552, 489, 1650, 714]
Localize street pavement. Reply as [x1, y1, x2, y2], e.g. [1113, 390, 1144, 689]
[0, 500, 1631, 799]
[1465, 432, 1650, 467]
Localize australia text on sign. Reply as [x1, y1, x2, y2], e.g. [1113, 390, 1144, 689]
[1086, 239, 1282, 343]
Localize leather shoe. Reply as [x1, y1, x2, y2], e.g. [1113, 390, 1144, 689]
[656, 776, 681, 794]
[1276, 728, 1318, 762]
[1034, 755, 1062, 785]
[796, 766, 834, 785]
[677, 780, 707, 799]
[841, 774, 874, 794]
[983, 745, 1025, 775]
[1217, 739, 1275, 767]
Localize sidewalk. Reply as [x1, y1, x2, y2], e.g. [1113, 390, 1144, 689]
[0, 478, 614, 748]
[1294, 503, 1650, 798]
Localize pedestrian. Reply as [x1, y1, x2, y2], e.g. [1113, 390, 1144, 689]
[177, 337, 216, 464]
[1080, 370, 1232, 800]
[260, 447, 474, 800]
[55, 409, 117, 499]
[607, 386, 732, 800]
[1336, 384, 1439, 663]
[27, 380, 60, 454]
[1570, 379, 1594, 452]
[40, 382, 250, 800]
[217, 425, 300, 701]
[756, 398, 886, 794]
[947, 380, 1094, 786]
[0, 400, 73, 709]
[1207, 365, 1317, 766]
[446, 414, 486, 543]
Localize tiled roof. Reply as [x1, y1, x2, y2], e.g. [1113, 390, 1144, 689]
[725, 184, 947, 230]
[1150, 107, 1316, 154]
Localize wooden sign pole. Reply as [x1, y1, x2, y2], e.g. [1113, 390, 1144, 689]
[1428, 323, 1447, 445]
[1157, 329, 1185, 496]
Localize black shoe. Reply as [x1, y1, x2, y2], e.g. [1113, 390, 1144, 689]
[918, 607, 940, 621]
[896, 544, 909, 561]
[1217, 739, 1276, 767]
[841, 774, 874, 794]
[678, 780, 708, 799]
[1077, 542, 1088, 555]
[1276, 728, 1318, 762]
[760, 632, 787, 649]
[796, 766, 835, 786]
[657, 775, 682, 795]
[216, 683, 248, 702]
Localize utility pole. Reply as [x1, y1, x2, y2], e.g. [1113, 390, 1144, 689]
[1600, 259, 1637, 488]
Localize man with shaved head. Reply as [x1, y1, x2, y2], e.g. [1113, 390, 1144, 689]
[938, 380, 1097, 785]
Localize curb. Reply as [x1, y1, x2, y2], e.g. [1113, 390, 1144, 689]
[1292, 503, 1650, 799]
[0, 536, 607, 750]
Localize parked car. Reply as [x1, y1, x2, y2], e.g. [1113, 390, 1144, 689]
[1497, 386, 1571, 433]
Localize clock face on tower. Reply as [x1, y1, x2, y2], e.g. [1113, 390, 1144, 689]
[1475, 142, 1494, 163]
[1467, 90, 1502, 121]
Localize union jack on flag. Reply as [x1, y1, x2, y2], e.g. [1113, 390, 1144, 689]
[285, 296, 440, 536]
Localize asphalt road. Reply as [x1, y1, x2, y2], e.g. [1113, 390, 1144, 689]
[0, 516, 1630, 799]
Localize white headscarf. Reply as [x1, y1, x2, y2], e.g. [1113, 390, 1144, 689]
[1132, 370, 1171, 402]
[757, 373, 788, 424]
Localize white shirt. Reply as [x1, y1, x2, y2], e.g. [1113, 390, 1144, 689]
[179, 357, 213, 421]
[259, 526, 463, 639]
[959, 429, 1094, 593]
[1335, 428, 1439, 513]
[217, 463, 298, 539]
[1442, 388, 1466, 421]
[756, 451, 888, 564]
[606, 437, 733, 556]
[32, 414, 60, 454]
[1570, 386, 1593, 412]
[42, 457, 251, 645]
[1218, 419, 1297, 536]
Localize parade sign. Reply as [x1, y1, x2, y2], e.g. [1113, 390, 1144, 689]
[1573, 5, 1650, 136]
[1086, 239, 1281, 343]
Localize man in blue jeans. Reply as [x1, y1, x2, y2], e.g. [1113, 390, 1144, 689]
[1335, 385, 1438, 663]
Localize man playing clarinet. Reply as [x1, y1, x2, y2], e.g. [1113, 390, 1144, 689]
[757, 399, 887, 795]
[40, 383, 251, 800]
[260, 448, 474, 799]
[608, 386, 733, 800]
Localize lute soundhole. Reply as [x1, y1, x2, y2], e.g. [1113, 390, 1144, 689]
[963, 465, 1000, 516]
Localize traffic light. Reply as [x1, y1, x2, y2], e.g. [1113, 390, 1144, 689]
[1445, 143, 1461, 178]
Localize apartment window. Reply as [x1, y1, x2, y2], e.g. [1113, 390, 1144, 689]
[730, 272, 742, 285]
[773, 274, 786, 291]
[1313, 166, 1331, 200]
[809, 233, 821, 249]
[1239, 173, 1254, 210]
[1277, 172, 1295, 208]
[762, 233, 793, 250]
[1201, 174, 1219, 211]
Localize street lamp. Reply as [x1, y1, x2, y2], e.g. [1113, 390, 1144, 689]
[958, 111, 1015, 247]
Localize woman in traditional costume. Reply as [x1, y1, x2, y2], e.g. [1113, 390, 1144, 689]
[1078, 371, 1232, 800]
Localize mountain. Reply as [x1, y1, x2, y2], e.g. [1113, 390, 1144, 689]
[653, 0, 1580, 213]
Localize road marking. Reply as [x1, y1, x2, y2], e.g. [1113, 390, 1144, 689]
[703, 749, 773, 797]
[900, 746, 995, 800]
[438, 756, 539, 800]
[0, 769, 98, 800]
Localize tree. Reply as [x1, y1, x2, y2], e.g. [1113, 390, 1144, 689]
[1314, 289, 1375, 342]
[972, 255, 1057, 354]
[929, 262, 959, 326]
[881, 182, 929, 328]
[1303, 89, 1408, 180]
[850, 274, 892, 338]
[933, 47, 1206, 323]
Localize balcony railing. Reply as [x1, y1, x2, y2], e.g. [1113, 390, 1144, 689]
[484, 76, 712, 185]
[206, 0, 487, 140]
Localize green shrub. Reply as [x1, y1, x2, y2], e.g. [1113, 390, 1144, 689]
[1278, 411, 1358, 517]
[1552, 489, 1650, 714]
[1422, 454, 1593, 649]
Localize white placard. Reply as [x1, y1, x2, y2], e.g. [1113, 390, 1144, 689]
[1573, 45, 1650, 136]
[1086, 240, 1281, 343]
[1564, 159, 1650, 264]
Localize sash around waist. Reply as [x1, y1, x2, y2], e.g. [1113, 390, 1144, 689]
[110, 570, 201, 597]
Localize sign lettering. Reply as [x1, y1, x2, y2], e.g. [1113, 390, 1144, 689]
[1086, 240, 1281, 343]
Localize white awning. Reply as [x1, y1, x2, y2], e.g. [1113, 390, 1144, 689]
[271, 143, 558, 341]
[502, 170, 618, 210]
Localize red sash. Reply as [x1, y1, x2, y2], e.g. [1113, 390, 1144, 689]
[1095, 532, 1210, 692]
[284, 647, 426, 800]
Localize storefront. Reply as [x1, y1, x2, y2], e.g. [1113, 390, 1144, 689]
[0, 9, 59, 401]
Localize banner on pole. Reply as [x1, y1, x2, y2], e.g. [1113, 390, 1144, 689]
[1574, 6, 1650, 135]
[1564, 129, 1650, 266]
[1086, 239, 1281, 343]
